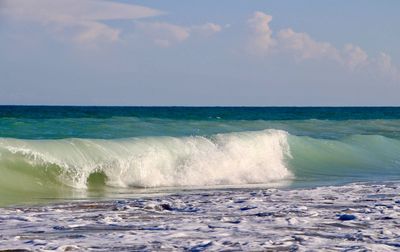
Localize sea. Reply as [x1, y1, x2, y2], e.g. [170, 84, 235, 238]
[1, 106, 399, 250]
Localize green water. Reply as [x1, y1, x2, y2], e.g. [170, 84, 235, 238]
[1, 106, 400, 206]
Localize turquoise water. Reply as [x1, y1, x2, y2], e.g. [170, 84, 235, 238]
[1, 106, 400, 205]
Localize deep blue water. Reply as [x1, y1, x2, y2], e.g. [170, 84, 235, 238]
[1, 106, 400, 139]
[1, 106, 400, 120]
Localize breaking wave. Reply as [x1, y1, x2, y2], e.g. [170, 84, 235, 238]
[0, 130, 292, 193]
[1, 128, 400, 202]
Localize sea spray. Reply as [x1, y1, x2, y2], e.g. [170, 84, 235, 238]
[1, 128, 400, 201]
[0, 130, 292, 191]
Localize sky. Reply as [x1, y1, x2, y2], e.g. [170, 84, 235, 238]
[0, 0, 399, 106]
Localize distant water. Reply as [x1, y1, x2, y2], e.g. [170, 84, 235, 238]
[1, 106, 400, 205]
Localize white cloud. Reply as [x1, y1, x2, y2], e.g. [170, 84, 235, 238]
[377, 53, 400, 81]
[135, 21, 222, 47]
[2, 0, 163, 44]
[135, 22, 190, 47]
[72, 21, 120, 43]
[190, 23, 222, 37]
[248, 11, 399, 81]
[247, 11, 275, 53]
[342, 44, 368, 70]
[2, 0, 222, 47]
[277, 28, 340, 61]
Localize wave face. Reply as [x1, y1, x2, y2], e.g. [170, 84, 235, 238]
[289, 134, 400, 186]
[0, 130, 292, 196]
[1, 128, 400, 199]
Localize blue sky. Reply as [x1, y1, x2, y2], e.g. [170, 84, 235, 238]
[1, 0, 399, 105]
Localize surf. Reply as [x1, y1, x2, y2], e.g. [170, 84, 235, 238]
[1, 128, 400, 205]
[0, 130, 292, 195]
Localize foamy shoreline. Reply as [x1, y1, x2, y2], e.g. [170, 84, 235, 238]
[1, 182, 399, 251]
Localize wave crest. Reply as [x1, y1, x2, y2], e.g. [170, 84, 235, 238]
[0, 130, 292, 189]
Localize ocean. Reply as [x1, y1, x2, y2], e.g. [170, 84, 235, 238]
[1, 106, 400, 250]
[1, 106, 400, 205]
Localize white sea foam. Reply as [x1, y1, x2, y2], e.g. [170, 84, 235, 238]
[1, 182, 399, 251]
[0, 129, 292, 189]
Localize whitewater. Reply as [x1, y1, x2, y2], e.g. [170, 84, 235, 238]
[1, 128, 400, 206]
[0, 130, 291, 191]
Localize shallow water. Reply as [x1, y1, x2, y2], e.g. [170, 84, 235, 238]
[1, 182, 399, 251]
